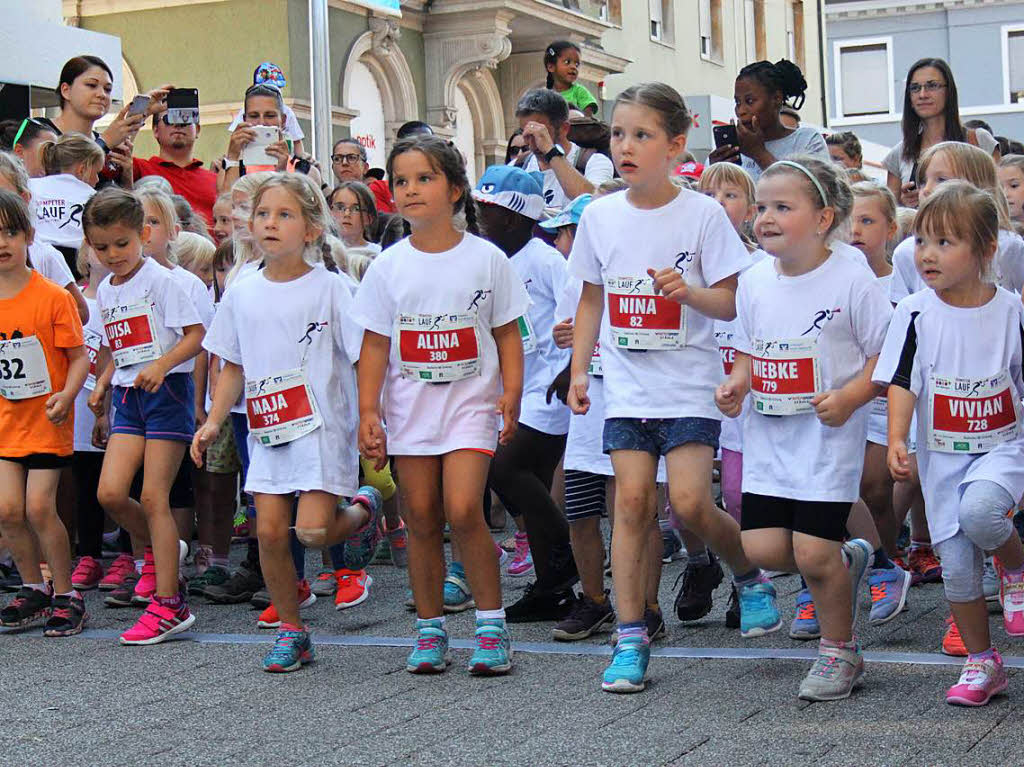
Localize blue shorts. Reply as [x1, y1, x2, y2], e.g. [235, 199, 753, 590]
[111, 373, 195, 443]
[603, 416, 720, 457]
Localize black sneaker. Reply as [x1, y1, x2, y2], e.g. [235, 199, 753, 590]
[43, 594, 87, 637]
[646, 607, 667, 641]
[539, 548, 579, 593]
[104, 572, 140, 608]
[506, 582, 575, 623]
[0, 562, 21, 592]
[205, 562, 263, 604]
[0, 587, 51, 627]
[725, 583, 740, 629]
[662, 531, 684, 563]
[673, 552, 724, 622]
[250, 588, 272, 610]
[552, 591, 615, 641]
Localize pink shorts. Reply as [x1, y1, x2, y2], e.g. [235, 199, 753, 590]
[720, 448, 742, 524]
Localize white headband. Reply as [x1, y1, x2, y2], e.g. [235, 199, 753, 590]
[771, 160, 828, 207]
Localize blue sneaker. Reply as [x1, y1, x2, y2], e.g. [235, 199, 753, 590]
[443, 562, 474, 613]
[788, 588, 821, 640]
[738, 579, 782, 638]
[406, 620, 450, 673]
[262, 628, 314, 673]
[468, 618, 513, 675]
[342, 486, 384, 570]
[868, 566, 911, 625]
[842, 538, 873, 627]
[602, 635, 651, 693]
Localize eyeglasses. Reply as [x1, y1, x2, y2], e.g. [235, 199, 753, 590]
[332, 153, 363, 165]
[908, 81, 946, 95]
[331, 203, 362, 214]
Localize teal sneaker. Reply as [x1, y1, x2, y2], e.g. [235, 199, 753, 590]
[443, 563, 474, 613]
[262, 628, 314, 673]
[468, 618, 513, 675]
[406, 620, 451, 673]
[788, 588, 821, 640]
[738, 579, 782, 638]
[602, 635, 651, 693]
[342, 486, 384, 570]
[867, 566, 911, 625]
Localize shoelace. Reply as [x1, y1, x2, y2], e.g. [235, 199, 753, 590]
[958, 660, 990, 686]
[477, 632, 502, 651]
[946, 616, 962, 640]
[796, 601, 816, 620]
[810, 653, 842, 679]
[612, 643, 645, 666]
[869, 583, 889, 603]
[416, 633, 443, 652]
[267, 632, 303, 661]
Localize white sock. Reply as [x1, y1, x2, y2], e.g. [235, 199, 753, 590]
[23, 582, 48, 594]
[416, 615, 445, 628]
[134, 559, 144, 574]
[476, 608, 506, 622]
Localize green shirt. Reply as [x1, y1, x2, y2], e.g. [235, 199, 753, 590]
[557, 83, 598, 113]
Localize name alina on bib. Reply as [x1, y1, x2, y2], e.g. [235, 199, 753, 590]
[417, 332, 461, 350]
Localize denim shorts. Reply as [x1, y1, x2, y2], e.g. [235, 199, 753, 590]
[111, 373, 195, 443]
[603, 416, 720, 457]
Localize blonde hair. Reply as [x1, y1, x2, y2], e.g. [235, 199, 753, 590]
[918, 142, 1011, 230]
[0, 152, 30, 198]
[226, 171, 273, 286]
[851, 181, 897, 223]
[173, 231, 215, 274]
[1000, 154, 1024, 174]
[893, 206, 916, 257]
[76, 241, 92, 279]
[914, 180, 999, 282]
[40, 132, 104, 176]
[595, 178, 628, 198]
[249, 173, 331, 266]
[698, 162, 756, 204]
[136, 188, 180, 259]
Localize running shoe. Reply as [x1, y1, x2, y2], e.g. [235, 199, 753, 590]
[187, 565, 230, 598]
[257, 580, 316, 629]
[1000, 566, 1024, 636]
[386, 518, 409, 569]
[0, 586, 51, 627]
[468, 618, 513, 675]
[738, 580, 781, 638]
[946, 652, 1008, 706]
[788, 588, 820, 640]
[867, 566, 911, 625]
[132, 553, 157, 606]
[908, 544, 942, 585]
[371, 539, 392, 566]
[104, 571, 140, 607]
[798, 642, 864, 701]
[842, 538, 873, 627]
[983, 557, 1000, 602]
[205, 562, 263, 604]
[262, 627, 314, 673]
[342, 486, 385, 570]
[119, 601, 195, 645]
[505, 582, 575, 623]
[661, 530, 684, 563]
[43, 594, 87, 637]
[250, 588, 272, 610]
[499, 535, 517, 553]
[507, 532, 534, 577]
[335, 569, 372, 610]
[0, 561, 21, 592]
[406, 620, 450, 673]
[71, 556, 104, 590]
[98, 554, 135, 591]
[495, 540, 509, 570]
[942, 615, 968, 657]
[443, 563, 474, 613]
[673, 553, 723, 622]
[311, 569, 337, 597]
[725, 583, 740, 629]
[601, 635, 650, 693]
[552, 591, 615, 641]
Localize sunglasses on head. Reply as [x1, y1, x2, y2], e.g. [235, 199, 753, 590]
[11, 118, 49, 147]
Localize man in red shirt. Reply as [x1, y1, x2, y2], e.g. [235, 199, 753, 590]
[133, 115, 217, 225]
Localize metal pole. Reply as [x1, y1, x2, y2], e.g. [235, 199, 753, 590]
[309, 0, 332, 173]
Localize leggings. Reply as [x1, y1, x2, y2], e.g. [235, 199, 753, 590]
[73, 451, 105, 558]
[720, 448, 743, 524]
[489, 424, 569, 586]
[934, 480, 1016, 602]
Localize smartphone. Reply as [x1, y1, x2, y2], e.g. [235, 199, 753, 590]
[166, 88, 199, 125]
[241, 126, 281, 170]
[126, 95, 150, 117]
[713, 123, 739, 149]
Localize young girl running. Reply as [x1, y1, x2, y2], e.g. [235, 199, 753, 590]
[544, 41, 599, 117]
[568, 82, 775, 694]
[876, 181, 1024, 706]
[192, 173, 382, 672]
[84, 187, 205, 645]
[0, 190, 88, 636]
[716, 156, 891, 701]
[353, 136, 529, 675]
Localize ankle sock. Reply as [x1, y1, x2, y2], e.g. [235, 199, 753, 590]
[154, 592, 184, 611]
[476, 608, 505, 623]
[821, 636, 859, 652]
[618, 620, 648, 643]
[417, 616, 446, 630]
[873, 548, 894, 569]
[56, 590, 80, 600]
[689, 548, 711, 568]
[734, 568, 764, 587]
[910, 539, 930, 551]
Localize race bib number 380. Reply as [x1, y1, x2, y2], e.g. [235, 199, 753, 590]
[246, 369, 323, 446]
[606, 277, 686, 350]
[102, 301, 162, 368]
[749, 338, 820, 416]
[397, 313, 481, 383]
[928, 372, 1019, 453]
[0, 336, 52, 400]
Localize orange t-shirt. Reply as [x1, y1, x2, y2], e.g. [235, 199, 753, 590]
[0, 271, 83, 457]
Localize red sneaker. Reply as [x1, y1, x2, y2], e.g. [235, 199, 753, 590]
[909, 545, 942, 585]
[942, 615, 968, 657]
[98, 554, 135, 591]
[256, 580, 316, 629]
[335, 569, 372, 610]
[132, 552, 157, 606]
[71, 556, 105, 590]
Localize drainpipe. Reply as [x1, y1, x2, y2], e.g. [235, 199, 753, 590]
[309, 0, 333, 171]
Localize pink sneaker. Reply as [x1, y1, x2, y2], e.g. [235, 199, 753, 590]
[98, 554, 135, 591]
[946, 652, 1008, 706]
[119, 601, 196, 645]
[71, 556, 105, 590]
[1000, 567, 1024, 636]
[132, 552, 157, 606]
[507, 532, 534, 577]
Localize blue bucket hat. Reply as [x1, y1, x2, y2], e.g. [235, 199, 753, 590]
[539, 194, 592, 231]
[472, 165, 546, 221]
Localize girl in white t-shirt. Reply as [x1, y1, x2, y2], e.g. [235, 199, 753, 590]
[328, 181, 382, 280]
[567, 82, 771, 695]
[29, 134, 104, 251]
[875, 182, 1024, 706]
[716, 156, 892, 702]
[352, 136, 529, 676]
[83, 188, 205, 647]
[192, 173, 382, 673]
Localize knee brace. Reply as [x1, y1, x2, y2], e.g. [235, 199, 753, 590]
[293, 526, 328, 548]
[935, 532, 984, 602]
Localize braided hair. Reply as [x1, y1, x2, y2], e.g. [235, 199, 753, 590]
[737, 59, 808, 111]
[386, 136, 480, 236]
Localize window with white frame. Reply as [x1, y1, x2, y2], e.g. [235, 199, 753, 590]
[698, 0, 722, 62]
[649, 0, 663, 41]
[1006, 27, 1024, 104]
[834, 38, 893, 118]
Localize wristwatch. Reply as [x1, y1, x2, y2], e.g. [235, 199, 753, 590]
[222, 158, 240, 169]
[542, 145, 565, 163]
[94, 135, 109, 154]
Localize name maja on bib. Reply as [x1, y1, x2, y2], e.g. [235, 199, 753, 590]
[0, 336, 52, 400]
[246, 368, 323, 446]
[606, 277, 686, 350]
[928, 372, 1020, 453]
[750, 337, 821, 416]
[397, 313, 481, 383]
[102, 301, 162, 368]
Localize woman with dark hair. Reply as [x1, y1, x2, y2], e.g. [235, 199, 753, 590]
[505, 129, 526, 165]
[883, 58, 1000, 207]
[0, 119, 58, 177]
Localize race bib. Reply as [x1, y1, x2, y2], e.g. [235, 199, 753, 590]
[102, 301, 162, 368]
[928, 372, 1020, 454]
[749, 338, 821, 416]
[84, 328, 102, 391]
[397, 313, 481, 383]
[517, 315, 537, 355]
[0, 335, 52, 400]
[606, 277, 686, 350]
[715, 329, 737, 375]
[871, 395, 888, 420]
[588, 342, 603, 377]
[246, 368, 323, 446]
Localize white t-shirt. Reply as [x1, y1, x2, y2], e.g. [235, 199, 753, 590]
[351, 233, 531, 455]
[512, 238, 571, 436]
[890, 230, 1024, 303]
[97, 257, 202, 388]
[204, 264, 361, 497]
[28, 174, 95, 250]
[29, 242, 74, 288]
[165, 264, 215, 328]
[568, 187, 751, 420]
[74, 296, 103, 453]
[734, 252, 893, 501]
[874, 287, 1024, 544]
[522, 142, 614, 210]
[740, 126, 829, 180]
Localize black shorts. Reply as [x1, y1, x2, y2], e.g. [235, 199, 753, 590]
[740, 493, 851, 542]
[0, 453, 72, 470]
[170, 454, 195, 508]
